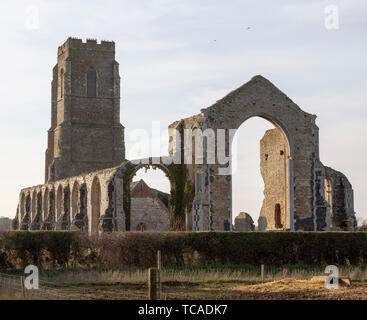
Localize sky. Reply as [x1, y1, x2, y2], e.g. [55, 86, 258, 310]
[0, 0, 366, 225]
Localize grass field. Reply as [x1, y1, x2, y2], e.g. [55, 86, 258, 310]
[1, 265, 367, 300]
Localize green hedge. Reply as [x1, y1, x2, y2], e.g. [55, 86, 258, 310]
[1, 231, 367, 269]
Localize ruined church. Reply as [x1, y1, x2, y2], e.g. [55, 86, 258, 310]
[12, 38, 357, 233]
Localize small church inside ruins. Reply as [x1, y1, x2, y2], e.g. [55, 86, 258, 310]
[12, 38, 357, 233]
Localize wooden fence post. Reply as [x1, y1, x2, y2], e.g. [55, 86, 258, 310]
[148, 268, 157, 300]
[261, 264, 265, 282]
[20, 276, 26, 299]
[157, 250, 162, 299]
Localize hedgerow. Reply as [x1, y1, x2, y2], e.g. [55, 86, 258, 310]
[1, 231, 367, 269]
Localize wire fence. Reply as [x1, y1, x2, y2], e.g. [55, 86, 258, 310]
[0, 262, 338, 300]
[0, 272, 147, 300]
[0, 273, 22, 298]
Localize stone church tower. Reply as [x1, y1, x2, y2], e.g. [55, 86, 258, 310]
[45, 38, 125, 182]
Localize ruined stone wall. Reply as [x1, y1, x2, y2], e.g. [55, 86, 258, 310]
[171, 75, 325, 231]
[169, 115, 202, 230]
[234, 212, 255, 231]
[169, 75, 357, 232]
[14, 166, 125, 234]
[130, 196, 169, 231]
[259, 128, 288, 230]
[0, 217, 11, 231]
[130, 180, 169, 231]
[45, 38, 125, 183]
[324, 167, 357, 230]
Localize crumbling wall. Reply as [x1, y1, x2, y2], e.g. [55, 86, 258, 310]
[130, 197, 169, 231]
[130, 180, 169, 231]
[171, 75, 327, 231]
[324, 167, 357, 230]
[14, 166, 125, 234]
[234, 212, 255, 231]
[0, 217, 12, 231]
[259, 128, 288, 230]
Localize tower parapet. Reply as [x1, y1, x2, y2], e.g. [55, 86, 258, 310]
[57, 37, 115, 56]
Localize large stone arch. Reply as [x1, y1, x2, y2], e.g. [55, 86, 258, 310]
[29, 190, 40, 230]
[118, 158, 187, 231]
[229, 114, 294, 230]
[42, 187, 55, 230]
[68, 181, 88, 231]
[170, 75, 328, 231]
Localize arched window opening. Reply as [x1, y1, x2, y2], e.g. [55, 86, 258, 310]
[71, 182, 80, 220]
[43, 189, 49, 221]
[78, 184, 88, 231]
[274, 203, 283, 229]
[49, 189, 55, 222]
[20, 193, 25, 219]
[136, 222, 147, 231]
[60, 69, 64, 98]
[87, 68, 97, 97]
[62, 186, 70, 229]
[36, 192, 42, 226]
[31, 191, 37, 222]
[56, 186, 63, 221]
